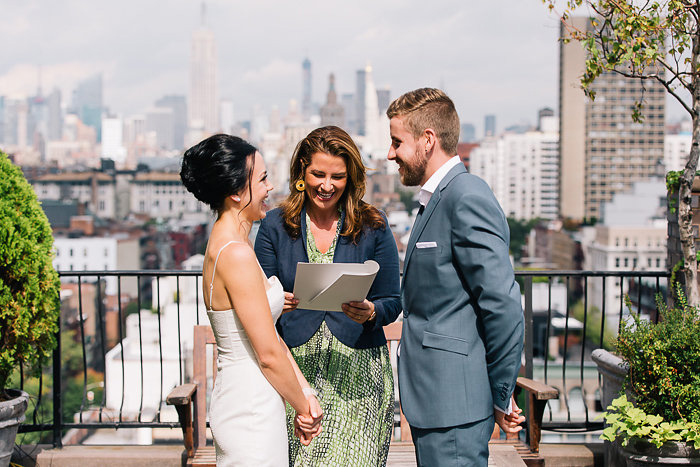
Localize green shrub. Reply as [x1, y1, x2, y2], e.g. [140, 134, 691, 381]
[0, 151, 60, 395]
[602, 394, 700, 448]
[617, 289, 700, 424]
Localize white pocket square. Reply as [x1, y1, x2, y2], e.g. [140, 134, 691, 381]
[416, 241, 437, 249]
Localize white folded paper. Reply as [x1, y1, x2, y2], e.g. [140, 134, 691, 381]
[292, 260, 380, 311]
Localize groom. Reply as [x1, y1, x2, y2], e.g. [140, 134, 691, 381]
[387, 88, 525, 467]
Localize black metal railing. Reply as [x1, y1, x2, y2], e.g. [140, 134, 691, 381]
[15, 269, 668, 446]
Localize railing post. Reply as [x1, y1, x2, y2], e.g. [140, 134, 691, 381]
[53, 316, 62, 448]
[524, 276, 534, 380]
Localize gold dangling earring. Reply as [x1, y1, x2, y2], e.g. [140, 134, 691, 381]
[295, 180, 305, 192]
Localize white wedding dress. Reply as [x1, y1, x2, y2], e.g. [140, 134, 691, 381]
[206, 240, 288, 466]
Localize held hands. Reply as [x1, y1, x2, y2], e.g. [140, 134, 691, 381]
[341, 300, 375, 324]
[294, 394, 323, 445]
[494, 397, 526, 434]
[283, 292, 299, 314]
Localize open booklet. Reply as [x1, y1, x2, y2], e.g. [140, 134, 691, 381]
[292, 260, 380, 311]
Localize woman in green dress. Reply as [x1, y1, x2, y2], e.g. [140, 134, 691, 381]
[254, 126, 402, 466]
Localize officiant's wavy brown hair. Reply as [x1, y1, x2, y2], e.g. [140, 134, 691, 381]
[280, 126, 385, 243]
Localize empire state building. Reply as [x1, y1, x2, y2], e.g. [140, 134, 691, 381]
[189, 3, 218, 134]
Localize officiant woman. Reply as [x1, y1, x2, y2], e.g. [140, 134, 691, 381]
[254, 125, 401, 466]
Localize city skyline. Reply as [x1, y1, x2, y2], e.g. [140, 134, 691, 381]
[3, 1, 575, 137]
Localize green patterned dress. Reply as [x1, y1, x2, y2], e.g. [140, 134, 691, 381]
[285, 212, 395, 467]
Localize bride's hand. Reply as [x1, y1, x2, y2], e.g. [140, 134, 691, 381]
[283, 292, 299, 313]
[294, 396, 323, 444]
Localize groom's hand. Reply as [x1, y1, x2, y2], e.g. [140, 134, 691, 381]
[494, 398, 525, 434]
[294, 395, 323, 445]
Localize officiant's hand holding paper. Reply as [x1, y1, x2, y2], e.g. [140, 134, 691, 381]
[292, 260, 380, 312]
[341, 299, 375, 324]
[282, 292, 299, 313]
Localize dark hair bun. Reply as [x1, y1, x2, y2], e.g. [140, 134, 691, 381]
[180, 134, 257, 211]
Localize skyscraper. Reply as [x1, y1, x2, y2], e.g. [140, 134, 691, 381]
[155, 95, 187, 150]
[320, 74, 345, 128]
[469, 113, 559, 221]
[484, 114, 496, 138]
[302, 58, 312, 121]
[146, 107, 175, 150]
[219, 98, 234, 134]
[559, 16, 665, 221]
[362, 64, 380, 148]
[47, 88, 63, 141]
[189, 3, 218, 134]
[460, 123, 476, 143]
[71, 74, 103, 141]
[102, 116, 126, 164]
[376, 88, 391, 116]
[355, 68, 367, 136]
[341, 93, 356, 135]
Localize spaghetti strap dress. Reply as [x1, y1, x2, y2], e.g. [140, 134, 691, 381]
[206, 240, 288, 466]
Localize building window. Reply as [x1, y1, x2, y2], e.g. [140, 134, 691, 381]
[83, 248, 88, 257]
[615, 257, 620, 268]
[70, 249, 73, 257]
[624, 257, 629, 267]
[648, 258, 652, 267]
[633, 258, 638, 268]
[656, 258, 661, 268]
[104, 248, 108, 257]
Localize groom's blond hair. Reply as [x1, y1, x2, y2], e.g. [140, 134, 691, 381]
[387, 88, 460, 155]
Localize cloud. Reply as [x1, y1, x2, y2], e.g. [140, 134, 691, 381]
[0, 0, 565, 132]
[0, 62, 113, 99]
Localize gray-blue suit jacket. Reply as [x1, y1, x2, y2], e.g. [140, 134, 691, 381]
[398, 163, 524, 429]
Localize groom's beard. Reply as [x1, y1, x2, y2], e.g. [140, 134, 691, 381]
[399, 147, 428, 186]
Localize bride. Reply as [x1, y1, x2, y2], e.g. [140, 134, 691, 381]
[180, 134, 322, 466]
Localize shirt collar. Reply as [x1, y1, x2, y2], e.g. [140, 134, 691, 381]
[418, 156, 461, 206]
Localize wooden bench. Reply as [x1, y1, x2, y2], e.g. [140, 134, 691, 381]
[167, 323, 558, 466]
[166, 325, 216, 466]
[383, 321, 559, 467]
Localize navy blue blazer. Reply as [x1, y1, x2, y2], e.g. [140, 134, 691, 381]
[254, 206, 401, 349]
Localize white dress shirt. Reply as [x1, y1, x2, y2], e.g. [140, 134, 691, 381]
[417, 156, 461, 207]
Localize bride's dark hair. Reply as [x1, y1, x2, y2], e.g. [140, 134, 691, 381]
[180, 134, 257, 212]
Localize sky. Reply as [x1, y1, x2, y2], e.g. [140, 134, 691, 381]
[0, 1, 684, 137]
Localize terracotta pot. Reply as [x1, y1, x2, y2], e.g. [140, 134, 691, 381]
[0, 389, 29, 467]
[621, 439, 700, 466]
[591, 348, 629, 409]
[593, 348, 630, 467]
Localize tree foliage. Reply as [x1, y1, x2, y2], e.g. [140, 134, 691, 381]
[0, 152, 61, 394]
[507, 217, 541, 261]
[544, 0, 700, 305]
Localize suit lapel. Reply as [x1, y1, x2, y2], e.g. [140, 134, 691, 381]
[402, 163, 466, 279]
[299, 206, 309, 262]
[403, 191, 440, 276]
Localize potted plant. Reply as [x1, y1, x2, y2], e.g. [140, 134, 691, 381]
[0, 151, 61, 466]
[600, 291, 700, 465]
